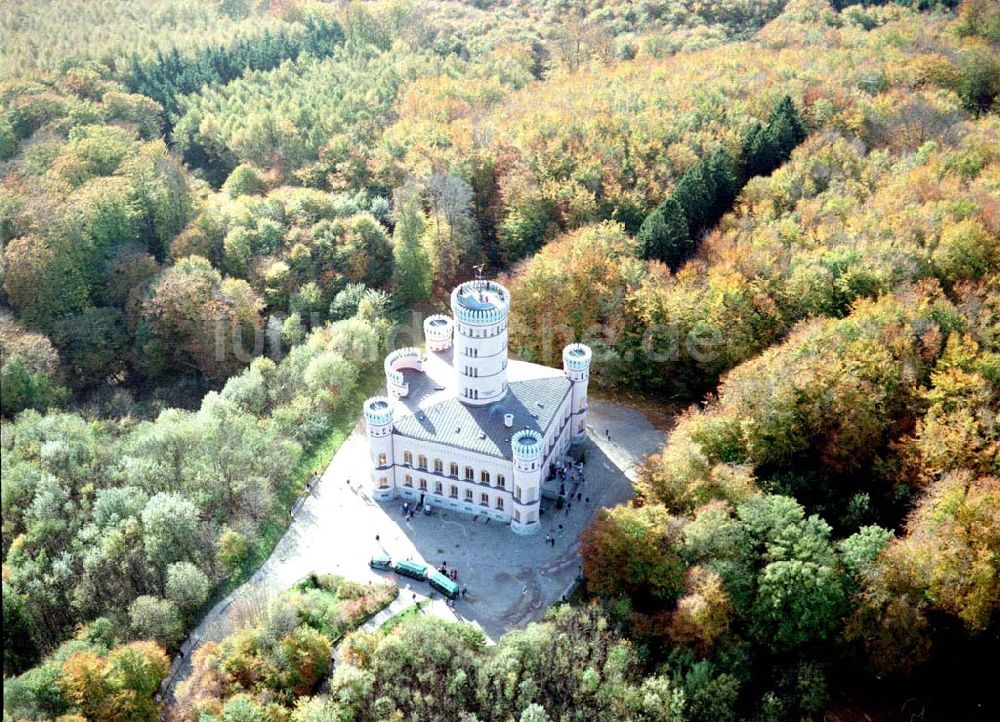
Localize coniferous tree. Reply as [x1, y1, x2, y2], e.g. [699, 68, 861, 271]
[638, 198, 690, 268]
[673, 164, 712, 238]
[741, 121, 780, 179]
[766, 95, 808, 159]
[124, 18, 345, 131]
[705, 148, 740, 219]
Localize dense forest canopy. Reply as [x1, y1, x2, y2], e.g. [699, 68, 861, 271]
[2, 0, 998, 721]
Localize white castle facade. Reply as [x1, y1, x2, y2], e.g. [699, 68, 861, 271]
[362, 279, 592, 535]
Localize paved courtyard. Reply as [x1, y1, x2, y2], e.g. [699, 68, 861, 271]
[164, 398, 666, 699]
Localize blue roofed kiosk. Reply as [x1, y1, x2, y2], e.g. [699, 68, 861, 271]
[363, 279, 592, 535]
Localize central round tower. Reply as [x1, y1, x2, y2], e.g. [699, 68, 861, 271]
[450, 279, 510, 406]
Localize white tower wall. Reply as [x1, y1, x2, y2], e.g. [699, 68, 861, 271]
[510, 429, 543, 535]
[363, 396, 396, 501]
[563, 343, 592, 441]
[450, 280, 511, 406]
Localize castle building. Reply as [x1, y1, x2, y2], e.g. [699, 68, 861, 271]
[363, 279, 592, 535]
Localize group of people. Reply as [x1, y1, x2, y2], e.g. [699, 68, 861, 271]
[437, 560, 459, 582]
[438, 561, 469, 606]
[402, 501, 415, 521]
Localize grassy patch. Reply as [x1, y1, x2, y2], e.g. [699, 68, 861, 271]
[378, 601, 428, 636]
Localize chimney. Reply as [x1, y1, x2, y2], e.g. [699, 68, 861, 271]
[504, 413, 514, 428]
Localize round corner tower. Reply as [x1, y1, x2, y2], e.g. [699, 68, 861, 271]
[563, 343, 592, 441]
[510, 429, 543, 535]
[450, 280, 510, 406]
[363, 396, 395, 500]
[423, 314, 454, 353]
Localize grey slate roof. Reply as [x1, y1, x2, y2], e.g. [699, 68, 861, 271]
[391, 359, 571, 460]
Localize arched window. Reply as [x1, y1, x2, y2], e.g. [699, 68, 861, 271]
[464, 466, 474, 480]
[449, 462, 459, 477]
[377, 453, 387, 467]
[403, 451, 412, 466]
[481, 470, 490, 484]
[434, 459, 443, 474]
[496, 474, 506, 489]
[404, 475, 413, 487]
[435, 481, 443, 494]
[418, 455, 427, 470]
[419, 478, 428, 491]
[495, 497, 504, 510]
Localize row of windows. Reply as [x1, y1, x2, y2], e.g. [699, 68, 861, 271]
[459, 341, 508, 358]
[462, 381, 508, 400]
[458, 322, 507, 338]
[377, 475, 534, 522]
[459, 359, 509, 379]
[381, 452, 509, 489]
[401, 475, 506, 510]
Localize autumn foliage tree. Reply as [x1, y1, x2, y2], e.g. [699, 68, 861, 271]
[60, 642, 169, 722]
[134, 255, 264, 384]
[580, 505, 687, 608]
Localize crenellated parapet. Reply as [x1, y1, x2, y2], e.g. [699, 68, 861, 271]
[363, 396, 393, 430]
[450, 280, 511, 325]
[511, 429, 543, 461]
[563, 343, 592, 373]
[384, 347, 422, 398]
